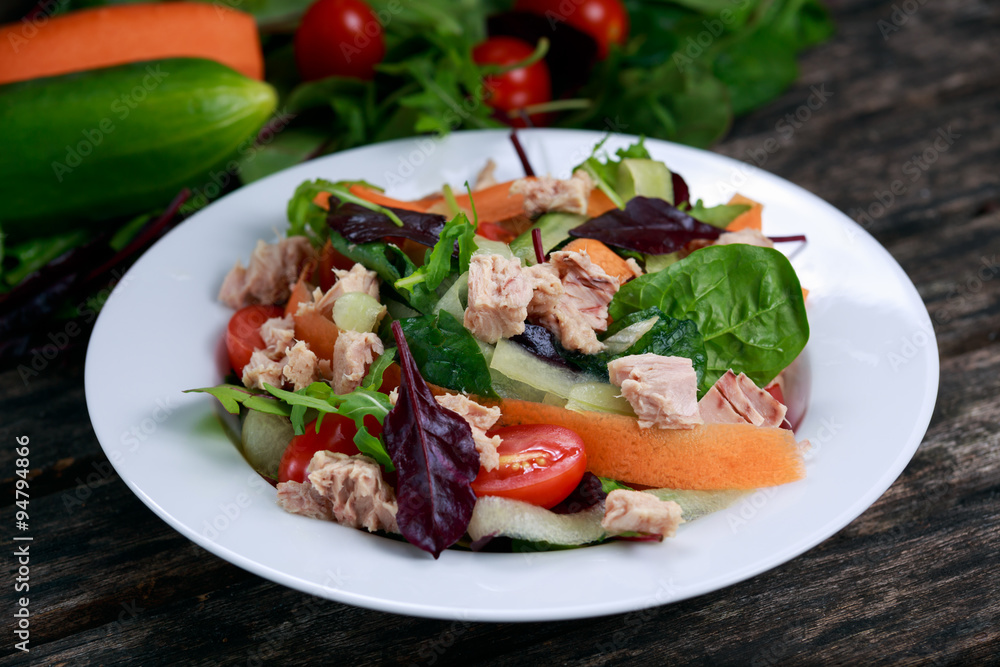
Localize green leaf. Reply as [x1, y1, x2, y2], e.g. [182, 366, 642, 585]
[184, 385, 293, 417]
[688, 200, 751, 228]
[712, 28, 799, 116]
[239, 127, 330, 185]
[2, 231, 89, 288]
[609, 245, 809, 390]
[396, 310, 497, 398]
[329, 231, 439, 314]
[363, 347, 397, 390]
[572, 136, 652, 208]
[395, 212, 477, 293]
[599, 477, 634, 493]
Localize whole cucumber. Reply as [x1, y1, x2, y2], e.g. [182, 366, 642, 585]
[0, 58, 277, 240]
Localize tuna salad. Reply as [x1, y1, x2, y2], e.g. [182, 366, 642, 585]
[190, 136, 811, 558]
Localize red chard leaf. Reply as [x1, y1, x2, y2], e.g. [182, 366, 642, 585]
[383, 321, 480, 558]
[672, 173, 691, 208]
[569, 196, 722, 254]
[327, 198, 447, 247]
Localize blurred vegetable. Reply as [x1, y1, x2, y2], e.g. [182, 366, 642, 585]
[0, 3, 263, 85]
[0, 58, 276, 239]
[515, 0, 629, 59]
[294, 0, 385, 81]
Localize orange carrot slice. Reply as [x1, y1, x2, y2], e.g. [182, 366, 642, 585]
[563, 238, 637, 283]
[0, 3, 263, 85]
[587, 188, 618, 217]
[348, 185, 434, 212]
[498, 399, 805, 490]
[726, 194, 763, 231]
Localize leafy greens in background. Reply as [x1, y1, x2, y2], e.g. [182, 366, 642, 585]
[609, 244, 809, 391]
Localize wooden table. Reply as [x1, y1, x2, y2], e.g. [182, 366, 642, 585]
[3, 0, 998, 663]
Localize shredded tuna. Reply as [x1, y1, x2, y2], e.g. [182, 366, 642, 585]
[260, 315, 295, 356]
[699, 370, 787, 427]
[608, 354, 703, 429]
[332, 330, 384, 395]
[510, 170, 594, 217]
[301, 263, 381, 319]
[527, 250, 619, 354]
[283, 340, 323, 390]
[305, 451, 399, 533]
[276, 480, 334, 520]
[601, 490, 684, 538]
[624, 257, 644, 280]
[474, 158, 498, 191]
[464, 254, 533, 344]
[523, 263, 563, 318]
[218, 237, 316, 309]
[715, 228, 774, 248]
[435, 393, 502, 472]
[242, 349, 286, 390]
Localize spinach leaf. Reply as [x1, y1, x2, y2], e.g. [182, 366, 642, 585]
[384, 321, 480, 558]
[610, 244, 808, 390]
[396, 310, 498, 398]
[328, 231, 438, 314]
[562, 307, 708, 390]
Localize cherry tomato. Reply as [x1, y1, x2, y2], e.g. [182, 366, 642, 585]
[279, 415, 366, 483]
[226, 304, 283, 376]
[472, 37, 551, 127]
[764, 382, 785, 406]
[514, 0, 629, 59]
[319, 239, 356, 290]
[294, 0, 385, 81]
[472, 424, 587, 508]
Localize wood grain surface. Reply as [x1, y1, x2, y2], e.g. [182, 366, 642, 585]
[2, 0, 998, 664]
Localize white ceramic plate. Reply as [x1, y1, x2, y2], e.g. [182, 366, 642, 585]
[85, 129, 939, 621]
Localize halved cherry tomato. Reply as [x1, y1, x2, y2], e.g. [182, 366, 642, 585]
[472, 424, 587, 508]
[279, 415, 366, 483]
[472, 36, 551, 127]
[294, 0, 385, 81]
[319, 238, 356, 290]
[225, 304, 283, 375]
[514, 0, 629, 59]
[765, 382, 785, 406]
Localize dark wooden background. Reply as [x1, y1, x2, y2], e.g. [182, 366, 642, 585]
[3, 0, 998, 664]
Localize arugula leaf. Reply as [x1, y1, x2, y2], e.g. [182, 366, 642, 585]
[687, 200, 752, 228]
[396, 310, 498, 398]
[609, 244, 809, 389]
[562, 308, 708, 390]
[395, 212, 477, 293]
[184, 385, 292, 417]
[264, 382, 394, 469]
[383, 320, 480, 558]
[599, 477, 634, 494]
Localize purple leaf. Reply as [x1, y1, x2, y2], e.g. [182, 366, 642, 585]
[327, 198, 446, 247]
[549, 472, 606, 515]
[672, 172, 691, 208]
[509, 323, 574, 370]
[383, 321, 480, 558]
[569, 196, 722, 254]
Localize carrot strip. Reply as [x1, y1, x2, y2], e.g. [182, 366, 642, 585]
[0, 3, 263, 85]
[587, 188, 618, 217]
[456, 181, 525, 223]
[726, 194, 763, 231]
[348, 185, 434, 213]
[497, 399, 806, 490]
[563, 238, 637, 283]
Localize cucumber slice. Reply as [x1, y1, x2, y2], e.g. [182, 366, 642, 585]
[473, 239, 514, 258]
[433, 271, 468, 323]
[490, 338, 582, 399]
[565, 382, 634, 416]
[510, 212, 586, 265]
[332, 292, 386, 333]
[603, 316, 660, 355]
[617, 158, 673, 204]
[241, 410, 294, 481]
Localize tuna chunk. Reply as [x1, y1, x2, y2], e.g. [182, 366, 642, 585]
[242, 349, 286, 390]
[523, 263, 563, 318]
[510, 170, 594, 217]
[260, 315, 295, 356]
[304, 263, 381, 318]
[699, 370, 787, 427]
[332, 330, 384, 395]
[528, 250, 619, 354]
[715, 228, 774, 248]
[608, 354, 703, 429]
[464, 254, 533, 344]
[474, 158, 498, 190]
[276, 480, 334, 520]
[304, 451, 398, 533]
[601, 490, 684, 538]
[283, 340, 323, 390]
[435, 393, 502, 472]
[218, 237, 316, 309]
